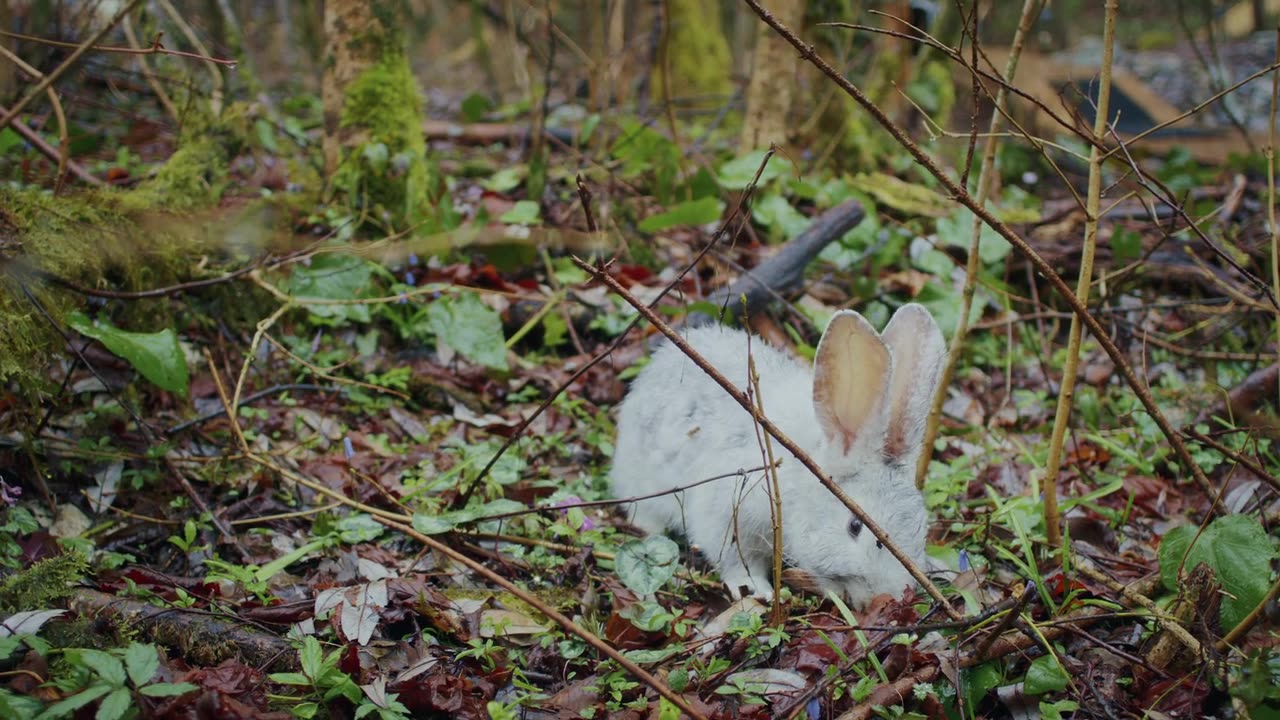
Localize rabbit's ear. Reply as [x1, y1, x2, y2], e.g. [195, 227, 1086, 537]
[812, 311, 892, 454]
[880, 303, 947, 462]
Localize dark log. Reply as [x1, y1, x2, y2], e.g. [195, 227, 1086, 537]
[692, 198, 866, 325]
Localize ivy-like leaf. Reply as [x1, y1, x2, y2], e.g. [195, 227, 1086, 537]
[615, 535, 680, 595]
[426, 292, 508, 371]
[638, 197, 723, 233]
[1159, 514, 1277, 629]
[1023, 654, 1069, 695]
[66, 314, 189, 396]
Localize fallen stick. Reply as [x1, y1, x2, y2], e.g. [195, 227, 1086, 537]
[697, 198, 866, 324]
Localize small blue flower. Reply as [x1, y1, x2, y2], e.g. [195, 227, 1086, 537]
[398, 293, 408, 304]
[806, 697, 821, 720]
[343, 436, 355, 459]
[958, 549, 970, 572]
[404, 271, 416, 286]
[408, 253, 420, 267]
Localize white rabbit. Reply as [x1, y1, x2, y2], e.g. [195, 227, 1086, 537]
[610, 304, 946, 607]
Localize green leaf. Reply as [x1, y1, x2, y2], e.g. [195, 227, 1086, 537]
[1024, 654, 1069, 694]
[962, 662, 1002, 714]
[411, 513, 456, 535]
[752, 194, 810, 240]
[95, 687, 131, 720]
[66, 313, 189, 396]
[35, 684, 111, 720]
[335, 514, 384, 544]
[70, 649, 127, 687]
[0, 687, 44, 718]
[499, 200, 541, 226]
[1112, 227, 1142, 263]
[935, 208, 1011, 265]
[299, 636, 324, 681]
[1040, 699, 1080, 720]
[624, 646, 683, 664]
[138, 682, 198, 697]
[482, 166, 525, 193]
[285, 254, 374, 324]
[615, 535, 680, 595]
[123, 643, 159, 687]
[460, 94, 494, 123]
[637, 197, 723, 233]
[254, 119, 279, 154]
[426, 292, 508, 371]
[716, 151, 793, 190]
[1158, 514, 1277, 629]
[268, 672, 311, 686]
[293, 701, 319, 719]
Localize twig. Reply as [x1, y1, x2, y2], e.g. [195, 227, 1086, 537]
[1270, 28, 1280, 409]
[0, 101, 100, 187]
[0, 44, 76, 191]
[0, 28, 237, 66]
[917, 0, 1043, 490]
[374, 516, 707, 720]
[1076, 563, 1202, 656]
[574, 255, 963, 621]
[155, 0, 224, 115]
[1043, 0, 1118, 550]
[1183, 427, 1280, 496]
[121, 16, 179, 123]
[741, 0, 1221, 514]
[0, 0, 146, 134]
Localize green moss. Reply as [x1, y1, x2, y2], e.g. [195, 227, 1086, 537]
[0, 550, 89, 615]
[121, 103, 250, 212]
[653, 0, 731, 104]
[332, 51, 432, 228]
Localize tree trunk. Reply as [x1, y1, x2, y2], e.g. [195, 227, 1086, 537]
[739, 0, 805, 152]
[322, 0, 431, 227]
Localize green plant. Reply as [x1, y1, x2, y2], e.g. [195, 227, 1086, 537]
[269, 635, 407, 719]
[0, 506, 37, 569]
[456, 638, 502, 672]
[714, 674, 766, 706]
[39, 643, 197, 720]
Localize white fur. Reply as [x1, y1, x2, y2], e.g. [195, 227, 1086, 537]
[610, 304, 946, 607]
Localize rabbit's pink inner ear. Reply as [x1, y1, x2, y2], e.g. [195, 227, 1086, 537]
[812, 312, 891, 454]
[881, 304, 946, 460]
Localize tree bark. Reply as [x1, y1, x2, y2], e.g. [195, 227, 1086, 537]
[739, 0, 805, 152]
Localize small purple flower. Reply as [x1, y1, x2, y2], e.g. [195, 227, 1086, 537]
[0, 481, 20, 507]
[398, 293, 408, 304]
[958, 549, 970, 572]
[806, 697, 821, 720]
[408, 253, 420, 267]
[404, 271, 416, 286]
[553, 496, 595, 531]
[311, 330, 323, 354]
[343, 436, 355, 460]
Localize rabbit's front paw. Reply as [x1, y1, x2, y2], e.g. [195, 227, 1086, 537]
[722, 571, 773, 602]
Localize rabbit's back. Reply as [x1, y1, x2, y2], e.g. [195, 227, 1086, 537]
[611, 326, 818, 535]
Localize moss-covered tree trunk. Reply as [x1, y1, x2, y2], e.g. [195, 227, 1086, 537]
[322, 0, 431, 227]
[739, 0, 805, 152]
[653, 0, 731, 107]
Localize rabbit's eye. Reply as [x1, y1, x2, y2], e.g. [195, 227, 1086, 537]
[847, 518, 863, 538]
